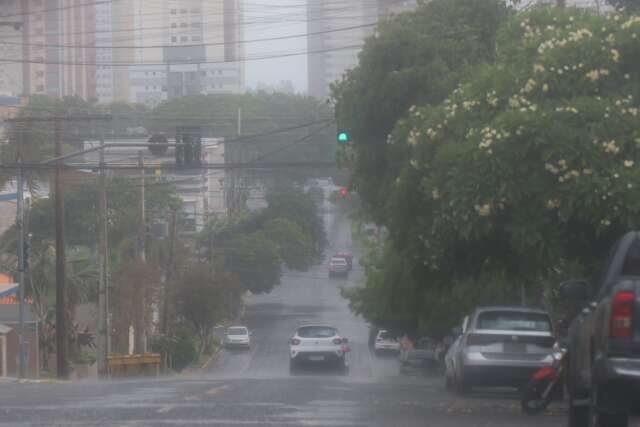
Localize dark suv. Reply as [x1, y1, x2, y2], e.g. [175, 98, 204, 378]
[561, 232, 640, 427]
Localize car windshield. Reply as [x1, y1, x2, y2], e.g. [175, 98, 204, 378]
[378, 331, 393, 340]
[227, 328, 248, 335]
[297, 326, 337, 338]
[476, 311, 551, 332]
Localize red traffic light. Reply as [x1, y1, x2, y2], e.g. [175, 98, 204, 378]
[340, 187, 349, 197]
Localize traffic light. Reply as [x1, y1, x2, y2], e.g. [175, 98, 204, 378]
[340, 187, 349, 198]
[176, 126, 202, 167]
[338, 132, 350, 145]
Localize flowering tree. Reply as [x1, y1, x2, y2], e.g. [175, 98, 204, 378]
[349, 8, 640, 333]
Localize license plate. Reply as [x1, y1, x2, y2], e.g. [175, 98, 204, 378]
[309, 356, 325, 361]
[503, 342, 526, 353]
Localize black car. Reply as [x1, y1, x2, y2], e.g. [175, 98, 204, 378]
[561, 232, 640, 427]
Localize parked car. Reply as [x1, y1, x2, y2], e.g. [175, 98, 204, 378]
[288, 325, 350, 374]
[373, 330, 400, 354]
[328, 257, 349, 278]
[334, 252, 353, 271]
[448, 306, 554, 394]
[224, 326, 251, 349]
[561, 231, 640, 427]
[400, 337, 438, 374]
[445, 334, 463, 388]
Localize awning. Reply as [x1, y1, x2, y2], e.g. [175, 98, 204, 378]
[0, 283, 18, 299]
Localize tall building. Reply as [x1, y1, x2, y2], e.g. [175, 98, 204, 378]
[21, 0, 96, 99]
[307, 0, 416, 99]
[0, 0, 23, 97]
[104, 0, 245, 106]
[95, 1, 115, 103]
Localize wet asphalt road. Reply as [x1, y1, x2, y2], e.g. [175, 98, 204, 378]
[0, 203, 574, 426]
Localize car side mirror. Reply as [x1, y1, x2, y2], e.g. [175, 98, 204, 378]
[451, 326, 462, 336]
[559, 279, 590, 302]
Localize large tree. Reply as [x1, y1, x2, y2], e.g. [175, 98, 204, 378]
[345, 7, 640, 334]
[331, 0, 510, 223]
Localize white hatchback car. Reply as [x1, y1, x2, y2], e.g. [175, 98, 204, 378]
[289, 325, 350, 373]
[373, 330, 400, 354]
[223, 326, 251, 349]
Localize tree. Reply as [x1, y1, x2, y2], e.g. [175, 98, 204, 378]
[345, 7, 640, 333]
[177, 264, 240, 354]
[331, 0, 510, 223]
[226, 232, 281, 294]
[606, 0, 640, 13]
[262, 218, 314, 271]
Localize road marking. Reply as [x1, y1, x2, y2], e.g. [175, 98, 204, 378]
[205, 384, 229, 395]
[156, 405, 173, 414]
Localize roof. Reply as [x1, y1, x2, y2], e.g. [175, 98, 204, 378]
[473, 306, 549, 315]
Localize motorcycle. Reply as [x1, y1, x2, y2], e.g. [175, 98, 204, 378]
[521, 342, 567, 415]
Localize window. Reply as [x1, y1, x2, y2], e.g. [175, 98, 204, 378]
[192, 36, 201, 42]
[180, 8, 187, 13]
[191, 22, 201, 28]
[171, 23, 177, 28]
[476, 311, 551, 332]
[171, 36, 177, 43]
[181, 36, 188, 42]
[170, 9, 177, 14]
[180, 22, 187, 28]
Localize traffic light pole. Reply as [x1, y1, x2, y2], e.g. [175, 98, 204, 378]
[16, 161, 26, 379]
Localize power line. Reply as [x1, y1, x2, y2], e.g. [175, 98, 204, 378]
[0, 43, 365, 67]
[0, 22, 377, 50]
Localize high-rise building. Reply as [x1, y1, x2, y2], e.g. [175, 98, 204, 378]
[0, 0, 23, 97]
[21, 0, 96, 99]
[95, 2, 115, 103]
[307, 0, 416, 99]
[104, 0, 245, 106]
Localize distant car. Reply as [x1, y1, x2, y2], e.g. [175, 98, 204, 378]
[399, 337, 438, 374]
[374, 330, 400, 354]
[448, 306, 554, 394]
[223, 326, 251, 349]
[334, 252, 353, 271]
[289, 325, 350, 373]
[328, 257, 349, 278]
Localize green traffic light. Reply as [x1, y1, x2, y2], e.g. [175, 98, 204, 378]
[338, 132, 350, 144]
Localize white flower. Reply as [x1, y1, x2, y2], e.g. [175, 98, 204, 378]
[432, 189, 440, 200]
[624, 160, 634, 168]
[611, 49, 620, 63]
[475, 204, 492, 217]
[628, 183, 634, 189]
[543, 83, 549, 93]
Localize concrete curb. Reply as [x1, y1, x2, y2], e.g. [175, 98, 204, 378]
[0, 376, 68, 385]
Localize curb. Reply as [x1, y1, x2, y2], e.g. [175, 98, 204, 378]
[0, 377, 68, 385]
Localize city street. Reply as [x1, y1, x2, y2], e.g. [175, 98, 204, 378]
[0, 207, 574, 426]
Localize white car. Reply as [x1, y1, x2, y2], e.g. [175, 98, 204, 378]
[373, 330, 400, 354]
[223, 326, 251, 349]
[289, 325, 350, 373]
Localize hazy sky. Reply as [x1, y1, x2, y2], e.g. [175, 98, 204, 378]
[243, 0, 308, 94]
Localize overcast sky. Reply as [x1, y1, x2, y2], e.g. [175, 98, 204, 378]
[243, 0, 308, 94]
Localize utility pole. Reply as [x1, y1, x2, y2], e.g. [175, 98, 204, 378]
[16, 160, 26, 379]
[161, 209, 178, 336]
[134, 151, 146, 354]
[54, 118, 68, 379]
[97, 135, 108, 377]
[237, 107, 243, 137]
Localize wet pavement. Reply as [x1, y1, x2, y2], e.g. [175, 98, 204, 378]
[0, 203, 577, 426]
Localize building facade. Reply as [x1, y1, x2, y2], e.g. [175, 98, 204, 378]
[0, 0, 23, 97]
[307, 0, 415, 99]
[20, 0, 97, 99]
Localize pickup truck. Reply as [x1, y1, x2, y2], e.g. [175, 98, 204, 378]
[561, 231, 640, 427]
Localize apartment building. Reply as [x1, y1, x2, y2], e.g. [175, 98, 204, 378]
[0, 0, 23, 97]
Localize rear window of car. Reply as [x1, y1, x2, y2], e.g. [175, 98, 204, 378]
[297, 326, 338, 338]
[228, 327, 247, 335]
[378, 331, 393, 340]
[331, 258, 347, 264]
[476, 311, 551, 332]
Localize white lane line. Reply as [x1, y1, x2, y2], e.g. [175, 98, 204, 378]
[156, 405, 173, 414]
[205, 384, 229, 395]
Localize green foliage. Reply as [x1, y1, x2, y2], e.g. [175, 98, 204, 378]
[343, 7, 640, 334]
[331, 0, 510, 222]
[607, 0, 640, 14]
[151, 321, 199, 372]
[226, 233, 281, 294]
[198, 187, 326, 293]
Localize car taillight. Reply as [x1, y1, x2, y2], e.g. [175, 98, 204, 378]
[333, 338, 343, 345]
[291, 338, 301, 346]
[610, 291, 635, 339]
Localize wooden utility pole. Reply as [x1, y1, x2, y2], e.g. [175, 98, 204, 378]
[16, 161, 26, 379]
[54, 118, 68, 379]
[134, 151, 146, 354]
[97, 135, 108, 377]
[161, 208, 178, 336]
